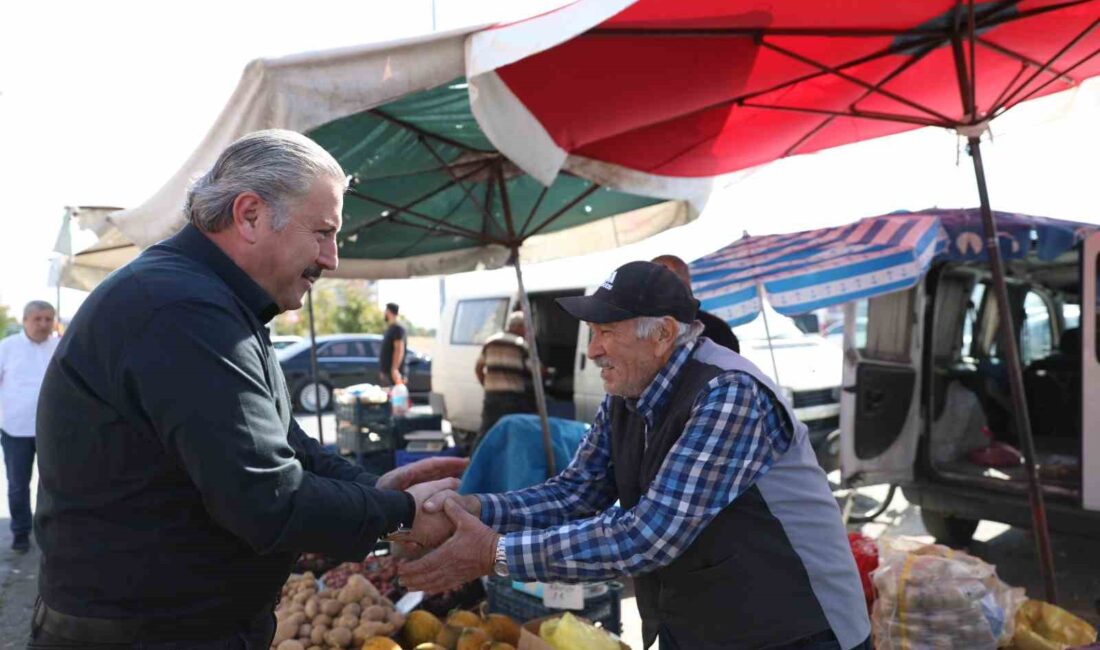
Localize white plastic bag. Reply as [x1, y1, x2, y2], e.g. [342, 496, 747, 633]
[871, 537, 1026, 649]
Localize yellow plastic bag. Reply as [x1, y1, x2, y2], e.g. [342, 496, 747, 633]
[540, 613, 619, 650]
[1010, 600, 1097, 650]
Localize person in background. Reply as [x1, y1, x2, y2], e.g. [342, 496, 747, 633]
[651, 254, 740, 353]
[0, 300, 59, 552]
[379, 302, 406, 387]
[31, 130, 465, 648]
[474, 311, 537, 444]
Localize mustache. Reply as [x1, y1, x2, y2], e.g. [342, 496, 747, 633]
[302, 265, 324, 281]
[593, 357, 612, 369]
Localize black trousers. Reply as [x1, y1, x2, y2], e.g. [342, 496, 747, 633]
[476, 391, 538, 447]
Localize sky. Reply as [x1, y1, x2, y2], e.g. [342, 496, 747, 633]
[2, 2, 1098, 329]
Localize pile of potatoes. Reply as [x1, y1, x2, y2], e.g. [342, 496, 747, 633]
[271, 572, 406, 650]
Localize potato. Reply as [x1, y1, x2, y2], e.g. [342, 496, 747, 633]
[276, 640, 305, 650]
[318, 589, 336, 600]
[357, 621, 388, 639]
[324, 626, 353, 648]
[341, 602, 361, 618]
[313, 614, 332, 627]
[292, 590, 313, 605]
[287, 612, 307, 627]
[298, 623, 312, 638]
[272, 619, 300, 645]
[373, 622, 395, 637]
[288, 603, 305, 616]
[304, 597, 319, 619]
[306, 646, 322, 650]
[310, 624, 328, 645]
[320, 600, 344, 617]
[362, 605, 387, 622]
[359, 597, 375, 609]
[377, 596, 393, 609]
[334, 614, 359, 630]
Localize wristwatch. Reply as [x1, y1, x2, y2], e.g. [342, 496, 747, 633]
[493, 535, 509, 578]
[383, 523, 413, 542]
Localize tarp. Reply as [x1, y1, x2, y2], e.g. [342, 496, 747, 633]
[464, 0, 1100, 200]
[691, 208, 1100, 326]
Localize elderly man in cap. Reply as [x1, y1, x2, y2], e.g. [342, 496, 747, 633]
[399, 261, 870, 650]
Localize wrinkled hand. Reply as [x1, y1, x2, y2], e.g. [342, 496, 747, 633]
[398, 478, 461, 552]
[422, 489, 481, 518]
[375, 456, 468, 491]
[398, 499, 498, 593]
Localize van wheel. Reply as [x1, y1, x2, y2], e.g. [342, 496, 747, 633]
[920, 508, 978, 547]
[296, 381, 332, 413]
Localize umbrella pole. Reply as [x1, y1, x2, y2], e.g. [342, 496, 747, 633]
[307, 287, 324, 446]
[511, 250, 557, 478]
[967, 136, 1057, 604]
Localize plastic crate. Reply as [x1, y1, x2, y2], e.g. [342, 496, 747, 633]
[335, 399, 392, 426]
[485, 576, 623, 634]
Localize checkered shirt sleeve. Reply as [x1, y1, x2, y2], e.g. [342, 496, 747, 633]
[482, 370, 795, 582]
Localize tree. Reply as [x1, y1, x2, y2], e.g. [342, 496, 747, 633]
[0, 303, 18, 337]
[271, 280, 386, 337]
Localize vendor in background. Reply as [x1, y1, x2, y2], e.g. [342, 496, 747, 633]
[379, 302, 406, 387]
[651, 254, 739, 353]
[399, 261, 870, 650]
[474, 311, 537, 445]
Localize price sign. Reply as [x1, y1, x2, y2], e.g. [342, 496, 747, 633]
[542, 582, 585, 610]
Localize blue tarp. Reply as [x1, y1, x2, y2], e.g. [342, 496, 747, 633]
[691, 208, 1098, 327]
[459, 414, 588, 494]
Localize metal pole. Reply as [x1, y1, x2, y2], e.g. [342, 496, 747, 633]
[967, 136, 1057, 604]
[307, 288, 324, 445]
[511, 249, 557, 478]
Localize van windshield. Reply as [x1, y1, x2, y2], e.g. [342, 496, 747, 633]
[732, 308, 806, 341]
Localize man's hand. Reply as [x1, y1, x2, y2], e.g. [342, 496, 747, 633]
[375, 456, 468, 491]
[399, 478, 461, 551]
[422, 489, 481, 518]
[398, 500, 498, 593]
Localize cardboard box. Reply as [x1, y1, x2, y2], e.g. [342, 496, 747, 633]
[517, 614, 632, 650]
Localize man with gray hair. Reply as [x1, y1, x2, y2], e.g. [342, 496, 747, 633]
[0, 300, 58, 553]
[31, 129, 465, 647]
[473, 310, 537, 444]
[398, 261, 870, 650]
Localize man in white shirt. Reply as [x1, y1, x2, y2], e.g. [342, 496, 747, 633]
[0, 301, 59, 552]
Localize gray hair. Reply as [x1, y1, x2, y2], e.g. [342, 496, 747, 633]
[185, 129, 347, 233]
[23, 300, 55, 319]
[634, 316, 703, 347]
[506, 311, 525, 333]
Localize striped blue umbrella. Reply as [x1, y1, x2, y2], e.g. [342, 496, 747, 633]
[691, 209, 1097, 327]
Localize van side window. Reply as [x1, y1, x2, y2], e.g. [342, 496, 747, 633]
[1021, 291, 1054, 364]
[861, 289, 914, 363]
[451, 298, 509, 345]
[961, 282, 987, 358]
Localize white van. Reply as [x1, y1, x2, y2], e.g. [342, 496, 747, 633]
[434, 271, 843, 456]
[838, 231, 1100, 544]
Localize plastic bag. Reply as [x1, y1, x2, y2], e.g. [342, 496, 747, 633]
[871, 537, 1027, 650]
[1009, 600, 1098, 650]
[541, 613, 619, 650]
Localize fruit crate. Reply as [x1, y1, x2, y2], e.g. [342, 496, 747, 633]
[485, 576, 623, 634]
[336, 399, 396, 455]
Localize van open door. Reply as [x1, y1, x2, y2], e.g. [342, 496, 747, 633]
[840, 288, 924, 486]
[1082, 233, 1100, 512]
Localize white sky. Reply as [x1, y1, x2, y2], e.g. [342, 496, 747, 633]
[2, 2, 1098, 328]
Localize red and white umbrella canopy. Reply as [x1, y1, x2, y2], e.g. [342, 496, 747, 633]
[467, 0, 1100, 201]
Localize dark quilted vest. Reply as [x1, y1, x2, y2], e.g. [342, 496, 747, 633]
[609, 356, 830, 649]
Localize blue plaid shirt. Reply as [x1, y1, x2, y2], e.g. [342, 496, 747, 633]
[477, 341, 794, 582]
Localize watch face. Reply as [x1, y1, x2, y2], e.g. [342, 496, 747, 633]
[494, 561, 509, 578]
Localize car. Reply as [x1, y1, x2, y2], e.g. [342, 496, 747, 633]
[277, 333, 432, 412]
[271, 334, 305, 350]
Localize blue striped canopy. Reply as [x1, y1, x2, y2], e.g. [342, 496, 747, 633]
[691, 208, 1098, 327]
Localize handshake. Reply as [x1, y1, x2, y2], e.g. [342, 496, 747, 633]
[376, 461, 500, 594]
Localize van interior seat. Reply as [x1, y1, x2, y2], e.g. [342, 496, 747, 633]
[1024, 327, 1081, 440]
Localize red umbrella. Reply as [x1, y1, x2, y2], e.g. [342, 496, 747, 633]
[466, 0, 1100, 603]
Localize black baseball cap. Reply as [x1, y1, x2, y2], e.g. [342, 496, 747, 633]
[556, 261, 699, 324]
